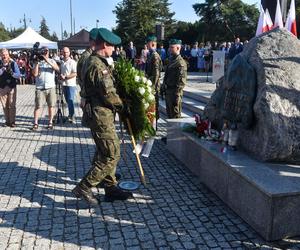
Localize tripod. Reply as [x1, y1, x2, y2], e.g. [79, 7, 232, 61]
[55, 79, 65, 124]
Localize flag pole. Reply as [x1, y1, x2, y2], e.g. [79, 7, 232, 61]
[126, 118, 146, 185]
[281, 0, 288, 22]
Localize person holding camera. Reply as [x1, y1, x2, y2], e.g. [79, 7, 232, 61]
[60, 47, 77, 123]
[0, 48, 21, 127]
[31, 46, 59, 130]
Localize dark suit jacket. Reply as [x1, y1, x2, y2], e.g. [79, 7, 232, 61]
[126, 47, 137, 60]
[228, 44, 243, 60]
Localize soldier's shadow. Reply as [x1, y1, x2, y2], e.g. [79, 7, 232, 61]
[0, 161, 95, 247]
[0, 140, 145, 248]
[32, 142, 96, 209]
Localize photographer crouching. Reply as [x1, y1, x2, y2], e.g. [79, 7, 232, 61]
[31, 46, 59, 130]
[0, 48, 21, 127]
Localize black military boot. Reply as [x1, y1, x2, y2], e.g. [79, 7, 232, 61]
[72, 180, 99, 206]
[104, 185, 133, 202]
[96, 173, 122, 189]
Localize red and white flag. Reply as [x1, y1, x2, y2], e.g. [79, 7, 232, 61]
[256, 5, 268, 36]
[274, 0, 284, 28]
[265, 9, 274, 31]
[285, 0, 297, 36]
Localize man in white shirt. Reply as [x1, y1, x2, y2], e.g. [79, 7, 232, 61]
[60, 47, 77, 123]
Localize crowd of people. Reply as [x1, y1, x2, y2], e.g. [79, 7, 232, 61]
[180, 37, 246, 72]
[0, 46, 78, 129]
[112, 37, 246, 73]
[2, 50, 80, 86]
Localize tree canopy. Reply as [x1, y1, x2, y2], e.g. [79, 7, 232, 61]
[169, 21, 205, 45]
[51, 32, 59, 41]
[113, 0, 260, 47]
[113, 0, 175, 48]
[39, 16, 51, 40]
[0, 23, 11, 42]
[193, 0, 259, 41]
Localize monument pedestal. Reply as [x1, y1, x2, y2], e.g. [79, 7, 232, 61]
[167, 118, 300, 241]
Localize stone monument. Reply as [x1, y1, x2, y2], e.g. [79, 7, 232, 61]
[205, 28, 300, 163]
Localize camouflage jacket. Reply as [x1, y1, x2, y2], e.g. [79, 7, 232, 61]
[145, 50, 162, 90]
[84, 53, 123, 135]
[77, 48, 92, 98]
[163, 54, 187, 92]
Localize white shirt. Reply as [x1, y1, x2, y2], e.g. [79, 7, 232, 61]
[35, 59, 56, 89]
[60, 57, 77, 87]
[190, 48, 199, 57]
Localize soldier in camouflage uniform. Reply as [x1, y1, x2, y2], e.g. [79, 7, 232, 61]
[77, 28, 98, 109]
[145, 35, 162, 123]
[163, 39, 187, 119]
[72, 28, 132, 205]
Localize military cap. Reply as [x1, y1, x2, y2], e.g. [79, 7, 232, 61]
[89, 28, 99, 40]
[169, 39, 182, 45]
[97, 28, 121, 45]
[146, 35, 157, 43]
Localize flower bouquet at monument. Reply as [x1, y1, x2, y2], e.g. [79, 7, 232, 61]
[114, 58, 156, 142]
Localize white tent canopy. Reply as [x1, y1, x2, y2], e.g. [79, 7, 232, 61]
[0, 27, 58, 49]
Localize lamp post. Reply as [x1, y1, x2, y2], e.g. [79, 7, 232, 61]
[281, 0, 287, 22]
[70, 0, 73, 35]
[19, 14, 31, 29]
[96, 19, 99, 28]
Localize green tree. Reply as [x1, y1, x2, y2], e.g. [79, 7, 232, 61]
[113, 0, 175, 48]
[9, 27, 25, 39]
[193, 0, 259, 41]
[168, 21, 205, 45]
[0, 23, 11, 42]
[63, 30, 69, 39]
[51, 32, 59, 41]
[39, 16, 51, 39]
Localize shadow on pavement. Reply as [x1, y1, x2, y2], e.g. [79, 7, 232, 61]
[0, 139, 299, 248]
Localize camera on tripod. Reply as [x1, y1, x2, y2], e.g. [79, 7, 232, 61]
[30, 42, 48, 63]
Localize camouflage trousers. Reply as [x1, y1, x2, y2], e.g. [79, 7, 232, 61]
[83, 130, 120, 187]
[165, 90, 183, 119]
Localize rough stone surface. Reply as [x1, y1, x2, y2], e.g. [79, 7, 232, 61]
[206, 28, 300, 163]
[240, 28, 300, 163]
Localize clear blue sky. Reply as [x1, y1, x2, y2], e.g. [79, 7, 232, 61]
[1, 0, 258, 39]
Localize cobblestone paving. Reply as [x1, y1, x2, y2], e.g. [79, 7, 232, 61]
[0, 85, 299, 250]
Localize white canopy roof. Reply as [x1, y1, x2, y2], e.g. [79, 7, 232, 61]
[0, 27, 58, 49]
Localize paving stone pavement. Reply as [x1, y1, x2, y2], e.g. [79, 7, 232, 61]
[0, 85, 300, 250]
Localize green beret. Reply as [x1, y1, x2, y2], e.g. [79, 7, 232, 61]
[97, 28, 121, 45]
[169, 39, 182, 45]
[89, 28, 99, 41]
[146, 35, 157, 43]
